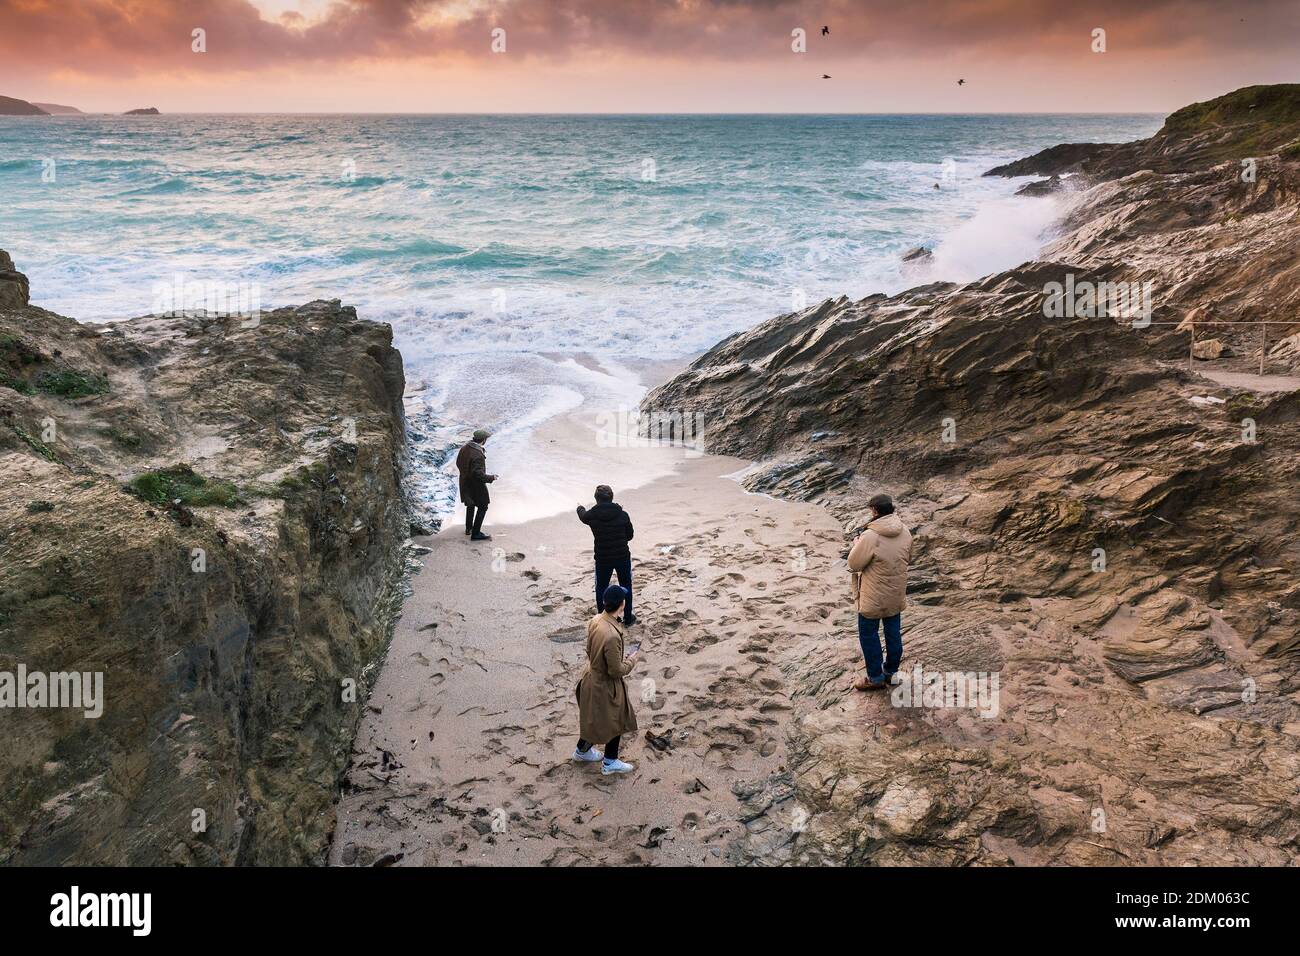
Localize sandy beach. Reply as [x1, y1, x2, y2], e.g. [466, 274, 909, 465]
[330, 359, 852, 865]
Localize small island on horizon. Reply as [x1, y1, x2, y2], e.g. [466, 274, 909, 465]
[0, 95, 162, 116]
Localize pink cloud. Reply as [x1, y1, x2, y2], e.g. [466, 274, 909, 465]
[1, 0, 1296, 78]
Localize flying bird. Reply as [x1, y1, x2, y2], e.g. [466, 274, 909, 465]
[957, 79, 966, 86]
[822, 26, 830, 36]
[821, 74, 832, 79]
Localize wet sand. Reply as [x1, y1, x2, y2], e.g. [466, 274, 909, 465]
[329, 369, 851, 865]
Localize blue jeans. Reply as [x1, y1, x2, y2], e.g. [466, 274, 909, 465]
[594, 556, 633, 623]
[858, 613, 902, 683]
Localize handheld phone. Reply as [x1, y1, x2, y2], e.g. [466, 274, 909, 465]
[626, 642, 641, 657]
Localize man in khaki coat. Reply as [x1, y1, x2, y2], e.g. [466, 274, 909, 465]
[847, 493, 913, 690]
[573, 585, 639, 775]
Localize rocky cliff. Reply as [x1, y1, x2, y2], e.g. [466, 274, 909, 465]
[0, 254, 411, 864]
[985, 84, 1300, 179]
[648, 85, 1300, 865]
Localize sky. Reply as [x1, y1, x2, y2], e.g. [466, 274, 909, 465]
[0, 0, 1296, 113]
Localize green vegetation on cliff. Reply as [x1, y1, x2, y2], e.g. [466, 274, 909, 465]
[128, 464, 244, 508]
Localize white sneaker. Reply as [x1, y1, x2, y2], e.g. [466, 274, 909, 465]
[572, 747, 602, 762]
[601, 758, 634, 775]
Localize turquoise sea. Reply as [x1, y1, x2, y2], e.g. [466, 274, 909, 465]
[0, 112, 1162, 519]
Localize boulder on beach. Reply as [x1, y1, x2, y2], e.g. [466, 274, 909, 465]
[1191, 338, 1231, 360]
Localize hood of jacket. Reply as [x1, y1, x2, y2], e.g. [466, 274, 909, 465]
[869, 513, 906, 538]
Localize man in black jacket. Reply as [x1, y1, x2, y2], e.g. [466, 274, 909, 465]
[576, 484, 637, 626]
[456, 429, 496, 541]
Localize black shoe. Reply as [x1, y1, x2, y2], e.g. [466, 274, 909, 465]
[471, 532, 492, 541]
[624, 614, 639, 626]
[464, 528, 472, 536]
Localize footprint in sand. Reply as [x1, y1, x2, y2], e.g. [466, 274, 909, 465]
[702, 744, 737, 767]
[686, 635, 721, 654]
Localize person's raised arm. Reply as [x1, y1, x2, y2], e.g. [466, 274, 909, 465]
[847, 531, 877, 573]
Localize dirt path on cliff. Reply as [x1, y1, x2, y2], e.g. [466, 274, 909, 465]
[330, 436, 850, 866]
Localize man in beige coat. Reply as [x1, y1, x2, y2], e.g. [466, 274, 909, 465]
[847, 493, 913, 690]
[573, 584, 639, 774]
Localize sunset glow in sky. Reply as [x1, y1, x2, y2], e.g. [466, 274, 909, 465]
[2, 0, 1296, 113]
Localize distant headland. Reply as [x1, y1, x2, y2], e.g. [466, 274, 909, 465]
[0, 95, 48, 116]
[0, 95, 162, 116]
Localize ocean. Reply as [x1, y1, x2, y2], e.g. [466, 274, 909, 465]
[0, 112, 1162, 522]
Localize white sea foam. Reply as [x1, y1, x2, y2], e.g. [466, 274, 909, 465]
[924, 193, 1064, 284]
